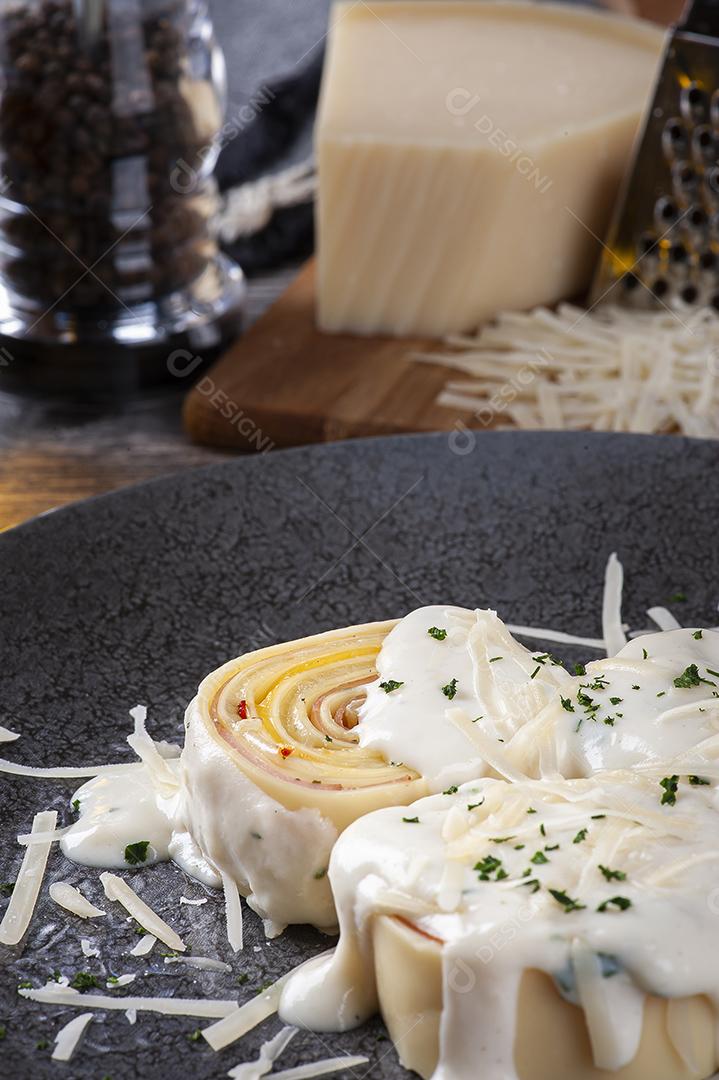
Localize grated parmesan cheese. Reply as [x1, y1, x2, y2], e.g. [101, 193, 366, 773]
[81, 938, 100, 958]
[222, 871, 244, 952]
[202, 968, 298, 1051]
[100, 872, 185, 953]
[0, 725, 20, 742]
[0, 758, 136, 779]
[49, 882, 106, 919]
[268, 1057, 370, 1079]
[414, 303, 719, 437]
[51, 1012, 93, 1062]
[19, 983, 238, 1018]
[165, 955, 232, 973]
[0, 810, 57, 946]
[180, 895, 208, 906]
[602, 553, 627, 656]
[107, 974, 136, 988]
[647, 606, 682, 632]
[130, 933, 157, 957]
[227, 1025, 297, 1080]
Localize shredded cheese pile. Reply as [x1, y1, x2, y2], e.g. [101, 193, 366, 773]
[414, 304, 719, 436]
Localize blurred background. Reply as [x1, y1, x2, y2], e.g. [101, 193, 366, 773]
[0, 0, 691, 529]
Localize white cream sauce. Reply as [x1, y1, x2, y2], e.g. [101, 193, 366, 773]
[508, 628, 719, 779]
[280, 772, 719, 1078]
[60, 701, 338, 934]
[358, 606, 570, 789]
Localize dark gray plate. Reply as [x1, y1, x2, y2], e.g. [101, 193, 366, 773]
[1, 431, 718, 1078]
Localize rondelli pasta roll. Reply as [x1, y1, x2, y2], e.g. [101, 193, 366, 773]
[179, 620, 426, 932]
[280, 772, 719, 1080]
[179, 605, 568, 932]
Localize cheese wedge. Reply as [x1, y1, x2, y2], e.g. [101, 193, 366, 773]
[316, 1, 663, 336]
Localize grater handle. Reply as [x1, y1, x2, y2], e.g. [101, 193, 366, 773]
[678, 0, 719, 36]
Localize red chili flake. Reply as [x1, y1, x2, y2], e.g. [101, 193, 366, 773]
[280, 747, 294, 758]
[237, 699, 248, 720]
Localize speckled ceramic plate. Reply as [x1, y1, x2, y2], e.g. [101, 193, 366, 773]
[1, 431, 718, 1078]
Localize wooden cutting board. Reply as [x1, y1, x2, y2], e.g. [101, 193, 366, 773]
[183, 260, 477, 450]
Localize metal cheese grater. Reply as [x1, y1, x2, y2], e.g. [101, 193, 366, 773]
[590, 0, 719, 311]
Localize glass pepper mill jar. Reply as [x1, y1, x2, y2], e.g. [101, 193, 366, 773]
[0, 0, 245, 396]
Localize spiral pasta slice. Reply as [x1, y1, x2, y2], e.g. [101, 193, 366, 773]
[179, 621, 428, 932]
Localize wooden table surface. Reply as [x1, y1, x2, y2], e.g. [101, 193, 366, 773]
[0, 273, 293, 533]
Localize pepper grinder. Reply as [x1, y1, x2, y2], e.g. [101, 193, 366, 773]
[0, 0, 245, 397]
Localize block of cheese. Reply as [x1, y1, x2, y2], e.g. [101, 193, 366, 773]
[315, 1, 663, 337]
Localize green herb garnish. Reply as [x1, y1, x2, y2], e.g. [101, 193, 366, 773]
[441, 678, 458, 699]
[560, 696, 574, 713]
[573, 828, 588, 844]
[69, 972, 100, 991]
[597, 896, 632, 913]
[402, 816, 420, 824]
[660, 775, 679, 806]
[599, 865, 627, 882]
[124, 841, 150, 866]
[530, 851, 549, 865]
[313, 867, 327, 879]
[689, 775, 710, 785]
[674, 664, 714, 688]
[379, 680, 403, 694]
[474, 855, 503, 880]
[443, 785, 458, 795]
[693, 630, 703, 640]
[428, 626, 447, 641]
[548, 888, 585, 913]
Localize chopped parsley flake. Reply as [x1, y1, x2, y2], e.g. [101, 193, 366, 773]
[689, 775, 710, 785]
[402, 816, 420, 824]
[549, 888, 585, 913]
[669, 592, 687, 603]
[530, 851, 549, 865]
[443, 785, 459, 795]
[474, 855, 503, 880]
[488, 656, 503, 663]
[573, 829, 588, 844]
[544, 843, 560, 851]
[187, 1030, 202, 1043]
[591, 814, 606, 819]
[674, 664, 714, 689]
[518, 878, 541, 893]
[530, 666, 541, 679]
[313, 868, 327, 879]
[597, 896, 632, 913]
[490, 836, 515, 844]
[36, 1039, 49, 1050]
[574, 663, 586, 676]
[441, 678, 458, 699]
[642, 648, 648, 660]
[539, 823, 546, 837]
[609, 697, 623, 706]
[379, 680, 404, 694]
[124, 841, 150, 866]
[599, 865, 627, 882]
[526, 807, 537, 814]
[427, 626, 447, 640]
[560, 696, 574, 713]
[70, 972, 101, 992]
[0, 883, 15, 897]
[632, 685, 640, 691]
[72, 799, 81, 814]
[693, 630, 703, 640]
[660, 775, 679, 806]
[708, 668, 719, 680]
[467, 801, 484, 811]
